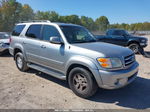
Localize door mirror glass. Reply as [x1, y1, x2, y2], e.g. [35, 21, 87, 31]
[50, 36, 63, 44]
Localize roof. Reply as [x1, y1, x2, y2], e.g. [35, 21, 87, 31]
[54, 22, 81, 27]
[16, 20, 81, 27]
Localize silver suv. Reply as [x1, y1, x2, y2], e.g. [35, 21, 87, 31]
[9, 20, 139, 98]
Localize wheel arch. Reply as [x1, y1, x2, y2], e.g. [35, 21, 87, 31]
[13, 45, 26, 61]
[66, 64, 93, 81]
[127, 40, 140, 46]
[65, 57, 103, 86]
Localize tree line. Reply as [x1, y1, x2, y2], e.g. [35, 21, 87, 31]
[0, 0, 150, 32]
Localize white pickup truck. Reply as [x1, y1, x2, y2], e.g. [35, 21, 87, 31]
[0, 32, 10, 54]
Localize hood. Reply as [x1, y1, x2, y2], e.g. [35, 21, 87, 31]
[71, 42, 133, 59]
[0, 39, 9, 43]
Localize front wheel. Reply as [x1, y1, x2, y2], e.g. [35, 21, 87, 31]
[15, 52, 29, 72]
[68, 67, 98, 98]
[128, 43, 140, 54]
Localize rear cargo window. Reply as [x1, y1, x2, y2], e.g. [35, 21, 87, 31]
[12, 25, 26, 36]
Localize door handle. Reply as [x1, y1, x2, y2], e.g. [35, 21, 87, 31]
[23, 42, 27, 44]
[41, 45, 46, 48]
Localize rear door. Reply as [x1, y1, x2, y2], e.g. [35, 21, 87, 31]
[23, 24, 43, 64]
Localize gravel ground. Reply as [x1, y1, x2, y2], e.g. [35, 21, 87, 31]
[0, 35, 150, 109]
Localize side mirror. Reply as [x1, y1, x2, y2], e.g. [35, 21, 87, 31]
[50, 36, 64, 44]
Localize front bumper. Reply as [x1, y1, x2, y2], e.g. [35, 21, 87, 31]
[98, 62, 139, 89]
[140, 42, 148, 48]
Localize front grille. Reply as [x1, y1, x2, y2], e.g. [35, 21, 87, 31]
[124, 54, 135, 67]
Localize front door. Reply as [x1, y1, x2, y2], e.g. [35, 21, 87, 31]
[39, 25, 66, 72]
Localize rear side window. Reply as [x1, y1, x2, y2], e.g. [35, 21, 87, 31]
[42, 25, 61, 41]
[0, 33, 9, 39]
[26, 25, 42, 39]
[12, 25, 25, 36]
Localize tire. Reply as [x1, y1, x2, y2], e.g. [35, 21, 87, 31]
[128, 43, 140, 54]
[15, 52, 29, 72]
[68, 67, 98, 98]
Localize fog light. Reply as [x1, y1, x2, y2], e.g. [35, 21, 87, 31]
[119, 78, 128, 85]
[114, 78, 128, 85]
[114, 79, 119, 85]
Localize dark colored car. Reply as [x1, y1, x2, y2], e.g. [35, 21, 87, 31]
[95, 29, 148, 53]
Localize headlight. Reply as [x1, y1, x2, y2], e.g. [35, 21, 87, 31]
[97, 58, 122, 69]
[141, 39, 146, 42]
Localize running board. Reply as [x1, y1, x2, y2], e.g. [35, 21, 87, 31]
[27, 63, 66, 80]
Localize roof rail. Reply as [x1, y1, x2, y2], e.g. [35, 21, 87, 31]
[19, 20, 51, 23]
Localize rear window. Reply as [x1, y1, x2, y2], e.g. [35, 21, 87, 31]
[25, 25, 42, 39]
[0, 33, 10, 39]
[12, 25, 26, 36]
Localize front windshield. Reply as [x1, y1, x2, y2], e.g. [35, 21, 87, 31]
[60, 25, 96, 44]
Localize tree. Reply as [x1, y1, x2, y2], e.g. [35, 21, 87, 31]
[48, 11, 59, 22]
[0, 0, 22, 31]
[35, 11, 59, 22]
[1, 0, 150, 32]
[66, 15, 81, 24]
[95, 16, 109, 31]
[35, 11, 49, 20]
[80, 16, 96, 31]
[20, 4, 34, 21]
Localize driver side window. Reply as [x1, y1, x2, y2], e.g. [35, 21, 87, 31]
[112, 31, 122, 36]
[111, 30, 125, 39]
[42, 25, 61, 41]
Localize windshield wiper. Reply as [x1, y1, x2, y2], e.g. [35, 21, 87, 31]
[86, 40, 97, 43]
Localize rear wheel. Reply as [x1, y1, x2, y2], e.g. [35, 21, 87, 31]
[128, 43, 140, 54]
[15, 52, 29, 72]
[68, 67, 98, 98]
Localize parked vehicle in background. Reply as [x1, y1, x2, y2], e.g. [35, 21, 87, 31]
[95, 29, 148, 53]
[0, 32, 10, 55]
[9, 21, 139, 98]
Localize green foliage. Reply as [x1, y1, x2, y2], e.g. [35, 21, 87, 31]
[20, 4, 34, 21]
[59, 15, 81, 25]
[80, 16, 96, 31]
[35, 11, 59, 22]
[0, 0, 150, 32]
[109, 22, 150, 31]
[0, 0, 22, 31]
[0, 0, 33, 31]
[95, 16, 109, 31]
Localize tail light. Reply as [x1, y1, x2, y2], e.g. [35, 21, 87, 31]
[9, 37, 12, 43]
